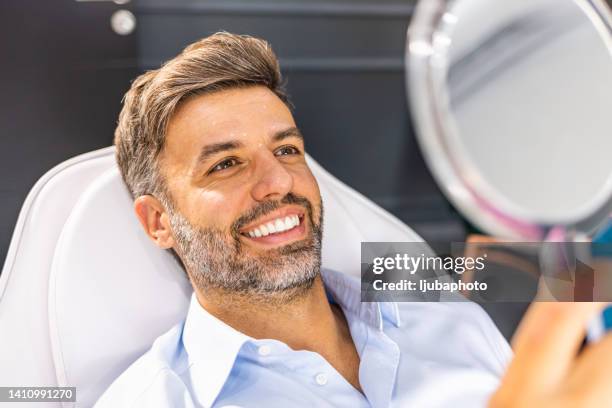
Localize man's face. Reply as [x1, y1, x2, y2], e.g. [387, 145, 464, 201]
[158, 86, 323, 298]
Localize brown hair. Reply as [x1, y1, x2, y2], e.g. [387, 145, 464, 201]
[114, 31, 289, 202]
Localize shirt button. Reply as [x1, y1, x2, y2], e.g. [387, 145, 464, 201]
[315, 373, 328, 386]
[258, 345, 271, 356]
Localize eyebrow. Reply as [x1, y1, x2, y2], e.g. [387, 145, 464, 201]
[195, 126, 304, 169]
[196, 141, 243, 168]
[272, 126, 304, 143]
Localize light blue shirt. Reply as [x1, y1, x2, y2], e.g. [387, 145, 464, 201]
[95, 269, 511, 408]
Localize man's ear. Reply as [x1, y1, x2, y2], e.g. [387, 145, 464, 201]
[134, 195, 175, 249]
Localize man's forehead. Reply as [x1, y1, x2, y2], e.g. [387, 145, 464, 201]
[172, 88, 291, 138]
[162, 86, 296, 166]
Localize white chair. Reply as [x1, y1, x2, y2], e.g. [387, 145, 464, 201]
[0, 147, 425, 407]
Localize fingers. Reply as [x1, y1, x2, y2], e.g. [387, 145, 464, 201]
[565, 333, 612, 406]
[504, 302, 606, 393]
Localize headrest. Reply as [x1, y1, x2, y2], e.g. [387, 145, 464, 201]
[48, 155, 423, 407]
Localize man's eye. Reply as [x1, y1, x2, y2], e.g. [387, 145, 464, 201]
[210, 158, 240, 173]
[275, 145, 300, 156]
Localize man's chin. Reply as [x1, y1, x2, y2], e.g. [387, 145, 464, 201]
[195, 262, 320, 303]
[259, 271, 318, 291]
[239, 268, 320, 304]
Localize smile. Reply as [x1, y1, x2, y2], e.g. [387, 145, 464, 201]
[246, 214, 301, 237]
[239, 208, 307, 246]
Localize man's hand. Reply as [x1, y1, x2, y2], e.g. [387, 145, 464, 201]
[489, 302, 612, 407]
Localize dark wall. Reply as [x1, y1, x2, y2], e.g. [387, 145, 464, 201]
[0, 0, 465, 266]
[0, 0, 138, 263]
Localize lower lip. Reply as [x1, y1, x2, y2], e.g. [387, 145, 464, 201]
[241, 217, 307, 246]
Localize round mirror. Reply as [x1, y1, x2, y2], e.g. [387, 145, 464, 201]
[407, 0, 612, 240]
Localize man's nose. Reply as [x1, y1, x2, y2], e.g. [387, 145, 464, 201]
[250, 152, 294, 202]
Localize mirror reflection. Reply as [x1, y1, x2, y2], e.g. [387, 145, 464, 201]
[445, 0, 612, 224]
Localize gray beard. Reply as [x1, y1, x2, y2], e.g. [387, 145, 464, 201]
[168, 194, 323, 301]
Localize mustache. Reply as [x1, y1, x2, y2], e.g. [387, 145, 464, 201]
[232, 193, 315, 233]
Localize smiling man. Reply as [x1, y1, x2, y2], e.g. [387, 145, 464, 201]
[94, 32, 513, 408]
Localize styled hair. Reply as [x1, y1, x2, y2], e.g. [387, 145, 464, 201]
[114, 32, 289, 201]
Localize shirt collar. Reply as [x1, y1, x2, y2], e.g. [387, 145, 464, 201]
[181, 268, 400, 407]
[182, 294, 251, 408]
[321, 268, 401, 331]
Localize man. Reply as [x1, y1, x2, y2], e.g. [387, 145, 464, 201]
[96, 33, 612, 407]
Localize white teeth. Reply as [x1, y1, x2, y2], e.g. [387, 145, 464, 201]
[260, 224, 269, 236]
[245, 215, 301, 237]
[274, 218, 284, 232]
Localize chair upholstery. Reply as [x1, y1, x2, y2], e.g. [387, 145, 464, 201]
[0, 147, 424, 407]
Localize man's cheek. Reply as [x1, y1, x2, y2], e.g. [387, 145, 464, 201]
[198, 189, 228, 207]
[293, 173, 321, 203]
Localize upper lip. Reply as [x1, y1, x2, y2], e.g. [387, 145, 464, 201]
[238, 205, 305, 235]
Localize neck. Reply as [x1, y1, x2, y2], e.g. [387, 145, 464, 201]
[194, 274, 363, 392]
